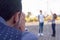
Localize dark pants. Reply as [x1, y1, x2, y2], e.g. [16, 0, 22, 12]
[52, 23, 56, 35]
[39, 22, 44, 33]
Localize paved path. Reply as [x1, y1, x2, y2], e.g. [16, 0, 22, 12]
[25, 22, 60, 40]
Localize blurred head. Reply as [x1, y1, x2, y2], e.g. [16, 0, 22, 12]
[40, 10, 42, 14]
[53, 13, 57, 19]
[0, 0, 22, 27]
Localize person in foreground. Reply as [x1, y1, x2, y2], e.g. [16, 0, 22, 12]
[0, 0, 38, 40]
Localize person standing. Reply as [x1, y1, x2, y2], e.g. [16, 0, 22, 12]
[38, 10, 44, 36]
[51, 12, 57, 37]
[48, 11, 57, 37]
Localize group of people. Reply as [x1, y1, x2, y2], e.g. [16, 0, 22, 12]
[0, 0, 57, 40]
[38, 10, 57, 37]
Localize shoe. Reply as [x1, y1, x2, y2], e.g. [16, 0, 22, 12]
[52, 34, 55, 37]
[38, 33, 41, 37]
[41, 33, 44, 36]
[25, 28, 29, 31]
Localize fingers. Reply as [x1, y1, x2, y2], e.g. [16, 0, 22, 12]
[19, 12, 25, 31]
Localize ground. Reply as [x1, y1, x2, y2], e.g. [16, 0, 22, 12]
[25, 21, 60, 40]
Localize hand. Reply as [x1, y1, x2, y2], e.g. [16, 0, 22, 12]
[19, 12, 25, 31]
[48, 19, 51, 22]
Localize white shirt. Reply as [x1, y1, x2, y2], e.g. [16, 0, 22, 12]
[52, 16, 55, 24]
[38, 14, 44, 22]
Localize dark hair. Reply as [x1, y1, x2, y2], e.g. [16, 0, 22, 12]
[0, 0, 22, 21]
[53, 13, 57, 19]
[40, 10, 42, 12]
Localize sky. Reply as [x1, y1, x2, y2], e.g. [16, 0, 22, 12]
[22, 0, 60, 16]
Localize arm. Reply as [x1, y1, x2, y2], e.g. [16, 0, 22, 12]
[44, 15, 48, 18]
[38, 15, 40, 21]
[43, 12, 48, 18]
[48, 19, 52, 22]
[47, 11, 53, 22]
[50, 11, 53, 15]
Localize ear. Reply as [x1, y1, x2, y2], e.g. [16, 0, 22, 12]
[13, 12, 20, 24]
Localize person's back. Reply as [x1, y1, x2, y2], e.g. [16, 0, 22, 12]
[0, 21, 22, 40]
[22, 31, 38, 40]
[0, 18, 38, 40]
